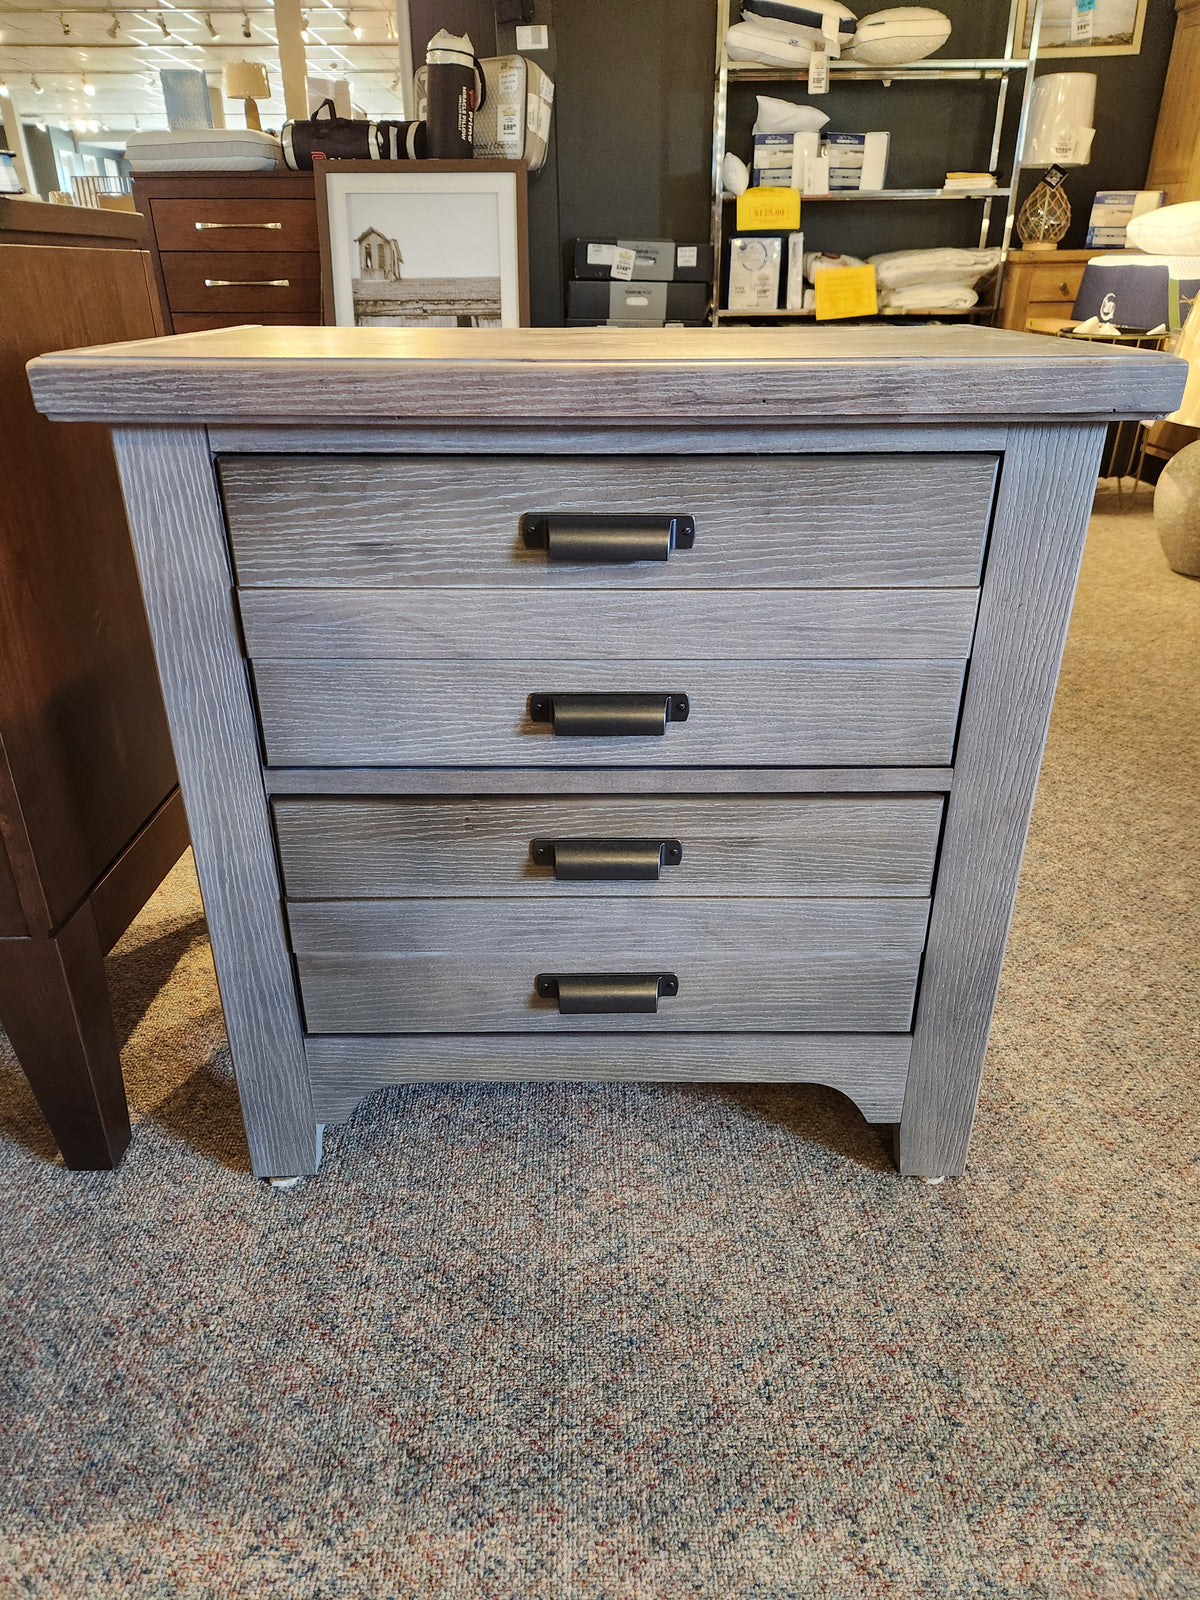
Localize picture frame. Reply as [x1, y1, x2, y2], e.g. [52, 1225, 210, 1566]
[315, 159, 529, 328]
[1015, 0, 1148, 58]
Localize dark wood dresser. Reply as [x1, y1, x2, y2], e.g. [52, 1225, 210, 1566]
[0, 198, 188, 1169]
[131, 173, 319, 333]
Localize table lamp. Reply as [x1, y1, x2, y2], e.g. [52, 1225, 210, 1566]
[223, 60, 270, 130]
[1017, 72, 1096, 251]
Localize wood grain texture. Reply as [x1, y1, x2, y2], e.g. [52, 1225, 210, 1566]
[251, 659, 967, 768]
[272, 795, 945, 899]
[158, 251, 321, 316]
[207, 422, 1010, 456]
[239, 588, 981, 661]
[89, 788, 189, 954]
[264, 767, 955, 797]
[26, 325, 1189, 426]
[111, 426, 316, 1177]
[306, 1032, 912, 1125]
[899, 423, 1107, 1179]
[0, 242, 178, 930]
[221, 452, 997, 590]
[288, 896, 929, 1034]
[0, 900, 130, 1170]
[149, 198, 319, 253]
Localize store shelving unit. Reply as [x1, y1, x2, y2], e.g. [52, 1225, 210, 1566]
[710, 0, 1046, 322]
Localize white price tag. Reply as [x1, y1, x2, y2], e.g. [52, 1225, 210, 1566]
[808, 49, 829, 94]
[501, 109, 521, 143]
[1070, 2, 1094, 40]
[611, 246, 637, 281]
[677, 245, 699, 268]
[499, 66, 521, 97]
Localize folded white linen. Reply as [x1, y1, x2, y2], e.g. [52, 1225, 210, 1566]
[878, 282, 979, 310]
[869, 247, 1000, 289]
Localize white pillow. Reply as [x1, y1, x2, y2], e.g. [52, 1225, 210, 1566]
[726, 20, 814, 65]
[753, 94, 831, 135]
[722, 152, 751, 195]
[1126, 201, 1200, 259]
[846, 7, 951, 64]
[741, 1, 857, 55]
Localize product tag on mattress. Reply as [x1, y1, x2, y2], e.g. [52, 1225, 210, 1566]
[588, 242, 616, 265]
[611, 246, 637, 281]
[808, 49, 828, 94]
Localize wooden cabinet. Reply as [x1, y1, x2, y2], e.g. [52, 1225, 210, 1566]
[132, 173, 321, 333]
[0, 199, 188, 1170]
[1146, 0, 1200, 205]
[27, 325, 1186, 1183]
[997, 249, 1095, 333]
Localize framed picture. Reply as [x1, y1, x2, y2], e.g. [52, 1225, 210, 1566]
[1015, 0, 1148, 57]
[315, 160, 529, 328]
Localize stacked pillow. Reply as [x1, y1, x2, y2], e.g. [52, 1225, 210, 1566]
[726, 4, 953, 68]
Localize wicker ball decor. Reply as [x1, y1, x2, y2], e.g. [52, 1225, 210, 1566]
[1017, 178, 1071, 251]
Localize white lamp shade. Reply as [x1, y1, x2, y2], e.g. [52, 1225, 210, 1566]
[223, 60, 270, 101]
[1022, 72, 1096, 167]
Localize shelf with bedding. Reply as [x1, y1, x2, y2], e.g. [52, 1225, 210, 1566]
[710, 0, 1047, 325]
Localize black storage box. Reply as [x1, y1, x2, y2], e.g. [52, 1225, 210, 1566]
[566, 279, 710, 323]
[572, 238, 715, 282]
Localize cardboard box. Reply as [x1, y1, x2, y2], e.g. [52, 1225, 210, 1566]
[820, 131, 890, 192]
[726, 235, 782, 310]
[572, 238, 714, 282]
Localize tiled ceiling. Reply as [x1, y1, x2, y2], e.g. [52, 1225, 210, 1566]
[0, 0, 408, 130]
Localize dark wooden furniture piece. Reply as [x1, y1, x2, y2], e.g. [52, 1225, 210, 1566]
[130, 173, 320, 333]
[0, 199, 188, 1170]
[28, 326, 1185, 1185]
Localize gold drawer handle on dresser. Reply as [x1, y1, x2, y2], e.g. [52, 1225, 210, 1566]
[204, 277, 291, 288]
[520, 513, 695, 563]
[535, 972, 679, 1014]
[195, 221, 284, 230]
[528, 692, 689, 737]
[530, 837, 683, 881]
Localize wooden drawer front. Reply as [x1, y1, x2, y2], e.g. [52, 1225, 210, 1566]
[219, 453, 998, 589]
[240, 588, 979, 662]
[274, 795, 946, 899]
[252, 659, 966, 767]
[289, 897, 930, 1033]
[159, 252, 320, 315]
[1025, 263, 1087, 306]
[151, 198, 318, 253]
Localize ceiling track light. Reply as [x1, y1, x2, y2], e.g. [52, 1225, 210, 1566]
[58, 12, 70, 36]
[156, 11, 170, 35]
[385, 13, 396, 39]
[31, 74, 43, 94]
[204, 10, 217, 35]
[106, 11, 120, 36]
[82, 72, 96, 96]
[241, 9, 251, 37]
[300, 12, 311, 40]
[0, 79, 9, 99]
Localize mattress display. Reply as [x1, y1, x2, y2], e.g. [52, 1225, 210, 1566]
[125, 129, 282, 172]
[415, 54, 554, 171]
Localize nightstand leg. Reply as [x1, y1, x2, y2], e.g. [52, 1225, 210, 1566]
[0, 901, 131, 1170]
[266, 1123, 324, 1188]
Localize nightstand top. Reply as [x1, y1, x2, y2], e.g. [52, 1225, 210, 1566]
[28, 322, 1187, 426]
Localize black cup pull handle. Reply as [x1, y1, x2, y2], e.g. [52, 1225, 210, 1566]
[535, 972, 679, 1014]
[530, 838, 683, 881]
[528, 692, 689, 737]
[520, 513, 695, 563]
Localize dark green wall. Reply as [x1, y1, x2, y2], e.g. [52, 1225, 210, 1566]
[529, 0, 1177, 321]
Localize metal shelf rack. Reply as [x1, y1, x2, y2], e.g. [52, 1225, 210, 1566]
[710, 0, 1047, 324]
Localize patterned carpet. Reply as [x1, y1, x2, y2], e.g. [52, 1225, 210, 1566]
[1, 495, 1197, 1598]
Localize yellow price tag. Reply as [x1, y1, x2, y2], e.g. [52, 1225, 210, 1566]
[735, 186, 802, 232]
[813, 264, 878, 321]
